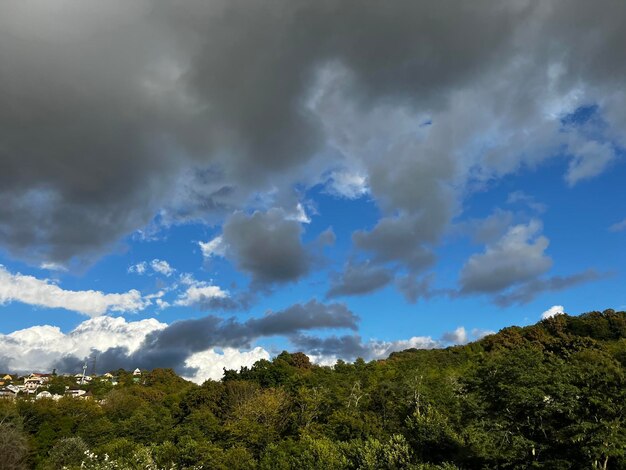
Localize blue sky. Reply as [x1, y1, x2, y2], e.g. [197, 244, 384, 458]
[1, 1, 625, 382]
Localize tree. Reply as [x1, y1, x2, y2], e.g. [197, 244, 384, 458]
[0, 422, 28, 470]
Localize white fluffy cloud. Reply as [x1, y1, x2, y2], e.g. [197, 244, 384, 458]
[542, 305, 565, 320]
[198, 236, 226, 258]
[183, 347, 270, 383]
[175, 284, 230, 307]
[0, 315, 272, 383]
[0, 265, 151, 317]
[150, 259, 175, 277]
[0, 316, 166, 373]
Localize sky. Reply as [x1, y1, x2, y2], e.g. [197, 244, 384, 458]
[0, 0, 625, 383]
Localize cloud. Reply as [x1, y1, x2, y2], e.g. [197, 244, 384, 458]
[219, 209, 312, 286]
[493, 270, 605, 306]
[39, 262, 68, 272]
[395, 273, 439, 303]
[460, 220, 553, 294]
[565, 139, 616, 186]
[174, 284, 231, 308]
[129, 259, 175, 277]
[506, 191, 547, 213]
[541, 305, 565, 320]
[441, 327, 467, 345]
[353, 215, 438, 272]
[183, 347, 270, 383]
[1, 0, 625, 269]
[291, 333, 440, 364]
[609, 218, 626, 232]
[292, 324, 485, 363]
[325, 170, 369, 199]
[0, 316, 166, 373]
[199, 236, 226, 258]
[465, 210, 516, 245]
[0, 315, 271, 382]
[87, 301, 355, 376]
[326, 261, 393, 298]
[150, 259, 175, 277]
[18, 300, 358, 377]
[0, 265, 151, 317]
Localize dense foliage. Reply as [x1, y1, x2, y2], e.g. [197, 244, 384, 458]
[2, 309, 626, 469]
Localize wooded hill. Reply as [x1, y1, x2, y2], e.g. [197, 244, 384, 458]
[1, 309, 625, 469]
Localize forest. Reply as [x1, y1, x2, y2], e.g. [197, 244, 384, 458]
[1, 309, 625, 469]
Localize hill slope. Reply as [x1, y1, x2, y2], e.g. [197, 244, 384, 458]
[2, 309, 625, 469]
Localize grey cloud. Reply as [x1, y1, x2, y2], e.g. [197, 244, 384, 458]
[192, 295, 244, 312]
[221, 209, 311, 286]
[460, 220, 552, 294]
[440, 327, 467, 345]
[290, 334, 370, 362]
[396, 273, 439, 303]
[251, 300, 358, 335]
[1, 0, 626, 271]
[326, 261, 393, 298]
[52, 300, 357, 374]
[462, 210, 516, 245]
[494, 270, 607, 307]
[290, 332, 440, 362]
[353, 215, 437, 272]
[0, 355, 11, 373]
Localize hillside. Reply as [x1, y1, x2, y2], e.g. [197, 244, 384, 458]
[1, 309, 625, 469]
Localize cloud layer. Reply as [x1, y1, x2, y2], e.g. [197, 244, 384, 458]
[1, 0, 624, 269]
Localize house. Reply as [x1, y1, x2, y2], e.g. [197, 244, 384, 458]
[24, 376, 46, 391]
[66, 389, 87, 398]
[0, 386, 18, 399]
[74, 373, 92, 385]
[133, 368, 142, 376]
[29, 373, 52, 381]
[2, 374, 12, 381]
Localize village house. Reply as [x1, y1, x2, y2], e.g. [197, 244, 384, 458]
[0, 384, 20, 399]
[0, 374, 13, 385]
[66, 389, 88, 398]
[23, 373, 52, 391]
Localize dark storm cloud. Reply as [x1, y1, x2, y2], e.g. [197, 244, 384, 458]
[1, 0, 625, 290]
[220, 209, 311, 286]
[52, 300, 357, 374]
[326, 260, 393, 298]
